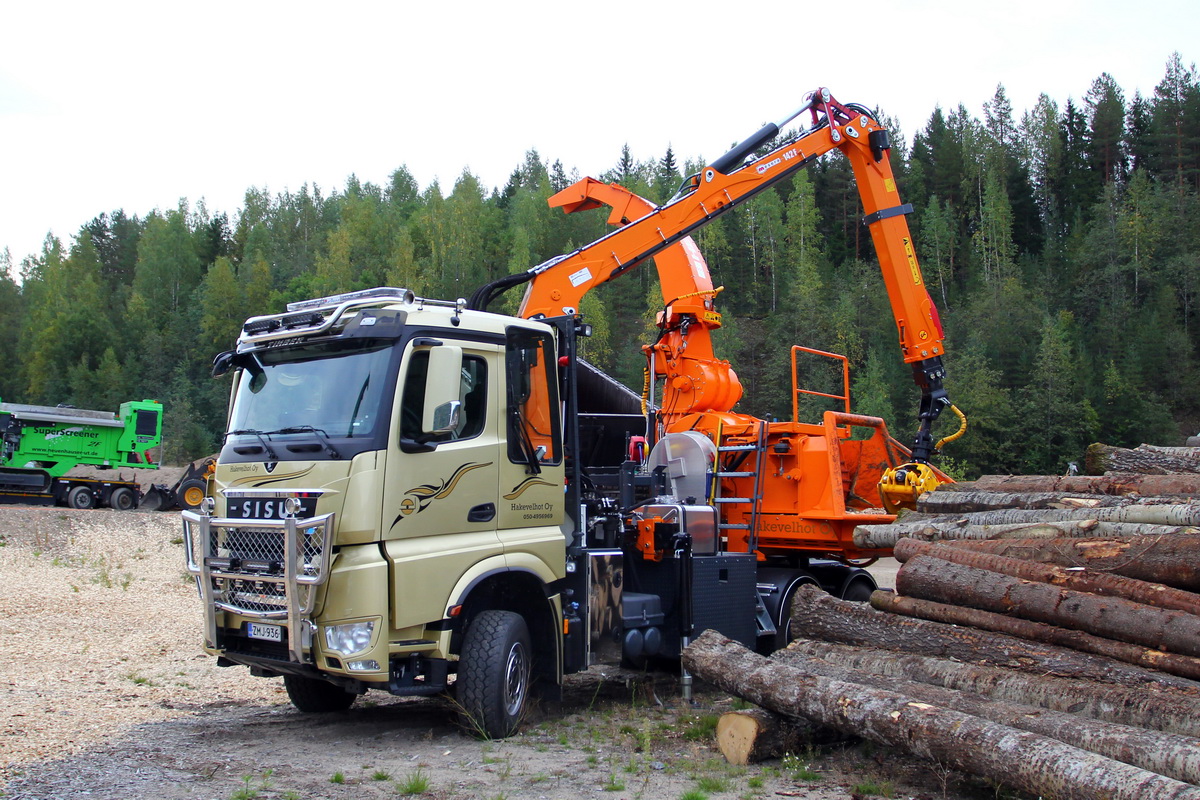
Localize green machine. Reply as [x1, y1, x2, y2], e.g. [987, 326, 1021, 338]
[0, 398, 163, 509]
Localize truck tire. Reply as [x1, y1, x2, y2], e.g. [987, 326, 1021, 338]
[774, 573, 819, 649]
[457, 610, 531, 739]
[283, 674, 356, 713]
[67, 485, 96, 509]
[109, 487, 136, 511]
[840, 577, 875, 602]
[178, 479, 207, 510]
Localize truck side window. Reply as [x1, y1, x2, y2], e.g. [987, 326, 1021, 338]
[505, 328, 561, 467]
[400, 351, 487, 444]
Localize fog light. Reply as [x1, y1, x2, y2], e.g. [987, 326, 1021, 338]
[346, 659, 380, 671]
[323, 620, 375, 656]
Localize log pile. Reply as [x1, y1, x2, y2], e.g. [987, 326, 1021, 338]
[684, 453, 1200, 797]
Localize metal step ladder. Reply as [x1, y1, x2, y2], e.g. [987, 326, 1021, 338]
[712, 421, 768, 551]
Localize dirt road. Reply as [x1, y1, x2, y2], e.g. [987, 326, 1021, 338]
[0, 505, 1003, 800]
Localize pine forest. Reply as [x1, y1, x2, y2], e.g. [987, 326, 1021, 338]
[3, 55, 1199, 479]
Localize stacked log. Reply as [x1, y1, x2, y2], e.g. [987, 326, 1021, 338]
[941, 535, 1200, 590]
[852, 502, 1200, 550]
[1086, 443, 1200, 475]
[939, 472, 1200, 495]
[714, 708, 841, 765]
[687, 451, 1200, 796]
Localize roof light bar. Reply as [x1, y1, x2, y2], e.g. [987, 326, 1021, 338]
[286, 287, 415, 313]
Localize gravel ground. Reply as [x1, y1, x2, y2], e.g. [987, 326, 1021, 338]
[0, 504, 1006, 800]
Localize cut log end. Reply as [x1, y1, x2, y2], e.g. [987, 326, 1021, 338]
[716, 709, 809, 765]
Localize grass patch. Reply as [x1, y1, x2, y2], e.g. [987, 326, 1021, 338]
[229, 771, 273, 800]
[396, 767, 430, 795]
[603, 773, 626, 791]
[696, 775, 730, 793]
[125, 671, 155, 687]
[681, 713, 720, 742]
[850, 778, 894, 797]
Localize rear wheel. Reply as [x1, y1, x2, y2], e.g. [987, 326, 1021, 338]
[109, 487, 136, 511]
[775, 576, 819, 649]
[67, 485, 96, 509]
[178, 479, 207, 510]
[283, 674, 356, 712]
[840, 577, 876, 603]
[458, 610, 531, 739]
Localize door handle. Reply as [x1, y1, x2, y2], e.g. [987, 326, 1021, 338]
[468, 502, 495, 522]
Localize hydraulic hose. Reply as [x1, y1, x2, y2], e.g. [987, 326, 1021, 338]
[935, 404, 968, 453]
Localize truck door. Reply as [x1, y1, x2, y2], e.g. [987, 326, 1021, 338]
[382, 339, 501, 628]
[497, 327, 566, 555]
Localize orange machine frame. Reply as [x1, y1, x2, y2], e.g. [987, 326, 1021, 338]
[500, 89, 954, 561]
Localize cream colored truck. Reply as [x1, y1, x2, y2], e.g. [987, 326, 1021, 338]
[183, 286, 873, 737]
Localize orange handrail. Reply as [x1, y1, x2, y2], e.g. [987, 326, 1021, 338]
[791, 345, 850, 423]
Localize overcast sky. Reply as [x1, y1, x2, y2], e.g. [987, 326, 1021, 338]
[2, 0, 1196, 270]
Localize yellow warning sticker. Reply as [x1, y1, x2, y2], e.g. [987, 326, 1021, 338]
[903, 237, 921, 284]
[884, 178, 896, 193]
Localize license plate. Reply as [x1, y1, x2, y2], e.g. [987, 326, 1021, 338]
[226, 497, 318, 520]
[247, 622, 283, 642]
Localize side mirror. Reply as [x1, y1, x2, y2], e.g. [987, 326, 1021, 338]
[423, 345, 463, 433]
[212, 351, 235, 378]
[213, 351, 264, 385]
[430, 400, 462, 435]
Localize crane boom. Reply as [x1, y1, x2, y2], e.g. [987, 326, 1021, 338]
[518, 90, 943, 361]
[470, 87, 960, 520]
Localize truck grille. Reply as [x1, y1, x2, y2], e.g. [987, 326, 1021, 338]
[183, 512, 333, 617]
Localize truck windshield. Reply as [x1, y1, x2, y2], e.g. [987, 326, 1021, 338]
[228, 339, 395, 445]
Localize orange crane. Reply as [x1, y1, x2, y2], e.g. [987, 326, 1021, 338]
[471, 87, 964, 563]
[187, 88, 970, 734]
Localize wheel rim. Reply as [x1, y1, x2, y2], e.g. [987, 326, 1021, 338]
[502, 641, 529, 718]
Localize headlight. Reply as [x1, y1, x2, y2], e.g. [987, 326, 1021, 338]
[323, 620, 375, 656]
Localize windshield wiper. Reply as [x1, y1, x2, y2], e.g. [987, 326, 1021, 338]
[272, 426, 342, 459]
[225, 429, 279, 460]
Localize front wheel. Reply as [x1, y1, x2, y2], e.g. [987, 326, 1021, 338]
[283, 674, 356, 712]
[178, 479, 207, 510]
[457, 610, 531, 739]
